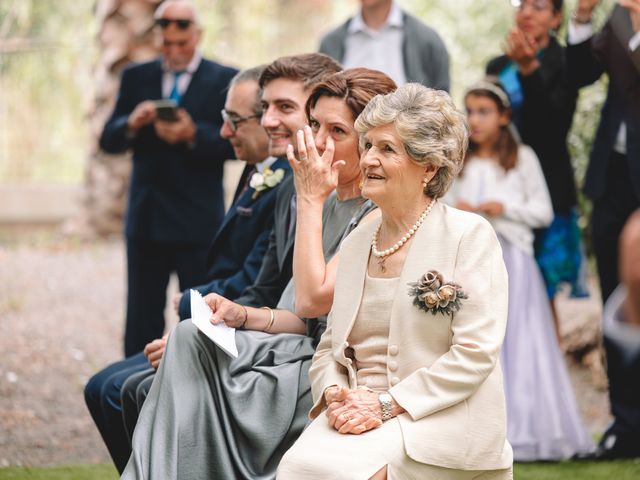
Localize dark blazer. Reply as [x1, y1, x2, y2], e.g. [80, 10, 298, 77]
[566, 6, 640, 202]
[177, 158, 292, 319]
[233, 175, 297, 309]
[100, 58, 238, 244]
[487, 37, 579, 214]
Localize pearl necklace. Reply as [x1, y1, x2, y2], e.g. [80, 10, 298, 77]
[371, 199, 436, 272]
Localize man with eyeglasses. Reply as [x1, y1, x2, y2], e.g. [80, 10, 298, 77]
[87, 65, 293, 473]
[99, 0, 238, 359]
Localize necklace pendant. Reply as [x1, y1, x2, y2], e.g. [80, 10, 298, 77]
[378, 257, 387, 272]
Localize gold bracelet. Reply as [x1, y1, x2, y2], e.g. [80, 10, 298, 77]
[239, 305, 248, 329]
[260, 306, 275, 332]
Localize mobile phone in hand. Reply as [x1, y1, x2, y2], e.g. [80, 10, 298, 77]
[153, 99, 179, 122]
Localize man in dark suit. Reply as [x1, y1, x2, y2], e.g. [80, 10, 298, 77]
[100, 0, 237, 356]
[599, 209, 640, 459]
[86, 64, 291, 473]
[567, 0, 640, 459]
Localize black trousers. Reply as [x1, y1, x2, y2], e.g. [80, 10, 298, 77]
[591, 151, 640, 447]
[121, 368, 156, 444]
[125, 238, 208, 356]
[591, 152, 639, 304]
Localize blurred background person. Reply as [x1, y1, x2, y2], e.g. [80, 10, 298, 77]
[487, 0, 587, 343]
[99, 0, 237, 356]
[445, 79, 594, 461]
[319, 0, 449, 90]
[567, 0, 640, 459]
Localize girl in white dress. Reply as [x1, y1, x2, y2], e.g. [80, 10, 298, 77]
[445, 79, 593, 461]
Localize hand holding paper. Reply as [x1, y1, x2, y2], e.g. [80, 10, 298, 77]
[190, 289, 239, 358]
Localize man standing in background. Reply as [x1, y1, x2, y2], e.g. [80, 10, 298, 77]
[567, 0, 640, 459]
[319, 0, 449, 90]
[99, 0, 237, 356]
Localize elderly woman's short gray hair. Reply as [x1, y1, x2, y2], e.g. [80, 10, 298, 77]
[354, 83, 468, 198]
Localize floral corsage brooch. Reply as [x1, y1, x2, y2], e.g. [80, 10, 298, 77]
[249, 167, 286, 199]
[407, 270, 468, 316]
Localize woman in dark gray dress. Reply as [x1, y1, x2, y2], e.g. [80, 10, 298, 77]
[121, 68, 397, 480]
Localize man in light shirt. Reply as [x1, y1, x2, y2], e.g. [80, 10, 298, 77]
[567, 0, 640, 460]
[319, 0, 449, 90]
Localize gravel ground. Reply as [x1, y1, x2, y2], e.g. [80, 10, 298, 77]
[0, 228, 611, 467]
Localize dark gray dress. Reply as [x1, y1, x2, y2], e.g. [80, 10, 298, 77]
[121, 195, 375, 480]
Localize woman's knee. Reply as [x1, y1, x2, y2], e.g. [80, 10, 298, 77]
[170, 319, 200, 349]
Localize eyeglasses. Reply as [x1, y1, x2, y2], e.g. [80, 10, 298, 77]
[511, 0, 552, 11]
[221, 109, 261, 132]
[155, 18, 193, 30]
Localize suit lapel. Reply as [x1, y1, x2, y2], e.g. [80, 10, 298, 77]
[148, 60, 163, 100]
[610, 6, 640, 75]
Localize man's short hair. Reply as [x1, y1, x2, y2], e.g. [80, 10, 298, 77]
[154, 0, 201, 27]
[259, 53, 342, 91]
[230, 65, 267, 115]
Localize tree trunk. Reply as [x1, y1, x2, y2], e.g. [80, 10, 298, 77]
[67, 0, 162, 236]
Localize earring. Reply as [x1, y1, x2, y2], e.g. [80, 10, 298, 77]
[422, 177, 428, 189]
[358, 179, 364, 189]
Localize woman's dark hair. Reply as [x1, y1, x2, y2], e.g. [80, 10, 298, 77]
[464, 77, 519, 172]
[304, 68, 397, 124]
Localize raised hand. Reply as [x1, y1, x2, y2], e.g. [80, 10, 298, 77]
[286, 125, 345, 204]
[576, 0, 600, 20]
[505, 27, 539, 75]
[619, 0, 640, 32]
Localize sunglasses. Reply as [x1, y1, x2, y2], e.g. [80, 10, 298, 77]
[155, 18, 193, 29]
[221, 109, 262, 132]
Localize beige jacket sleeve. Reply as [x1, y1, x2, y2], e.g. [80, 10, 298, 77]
[307, 310, 351, 419]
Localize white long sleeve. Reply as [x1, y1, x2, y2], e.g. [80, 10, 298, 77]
[502, 145, 553, 229]
[443, 145, 553, 256]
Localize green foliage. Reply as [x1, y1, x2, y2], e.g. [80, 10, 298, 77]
[0, 0, 622, 190]
[0, 464, 117, 480]
[0, 0, 96, 184]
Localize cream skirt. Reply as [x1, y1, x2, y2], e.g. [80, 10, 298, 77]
[277, 414, 512, 480]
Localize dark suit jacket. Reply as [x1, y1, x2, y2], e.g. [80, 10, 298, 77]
[177, 158, 292, 319]
[233, 175, 297, 309]
[487, 37, 579, 214]
[100, 58, 238, 244]
[566, 6, 640, 202]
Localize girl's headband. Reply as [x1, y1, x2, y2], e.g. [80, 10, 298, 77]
[465, 81, 511, 109]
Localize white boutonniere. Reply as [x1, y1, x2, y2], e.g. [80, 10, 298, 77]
[249, 167, 286, 199]
[408, 270, 468, 317]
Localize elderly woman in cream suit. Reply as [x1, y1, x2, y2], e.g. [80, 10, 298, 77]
[278, 84, 513, 479]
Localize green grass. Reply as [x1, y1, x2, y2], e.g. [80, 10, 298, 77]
[1, 461, 639, 479]
[515, 460, 640, 479]
[0, 465, 117, 480]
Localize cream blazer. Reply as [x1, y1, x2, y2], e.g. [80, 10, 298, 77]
[308, 202, 513, 471]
